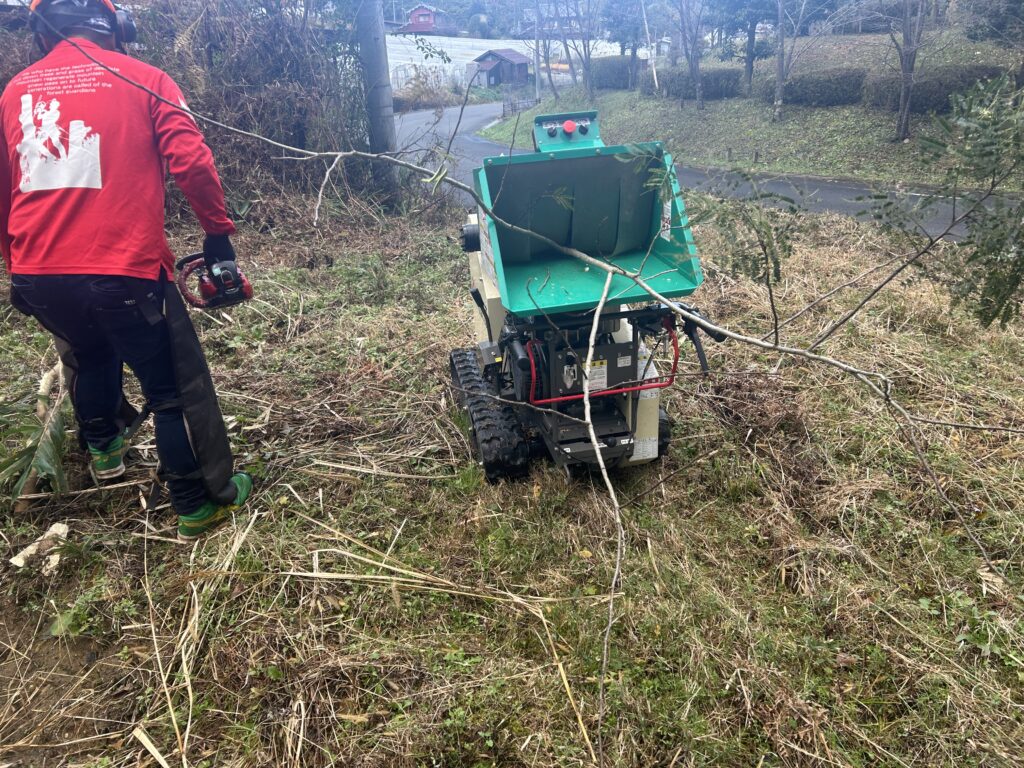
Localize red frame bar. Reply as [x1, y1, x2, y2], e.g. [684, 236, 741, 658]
[526, 329, 679, 405]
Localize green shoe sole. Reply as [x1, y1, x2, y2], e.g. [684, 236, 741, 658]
[177, 472, 253, 542]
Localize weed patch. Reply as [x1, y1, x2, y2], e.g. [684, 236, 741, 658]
[2, 202, 1023, 765]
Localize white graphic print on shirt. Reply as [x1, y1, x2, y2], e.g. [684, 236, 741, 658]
[16, 93, 102, 192]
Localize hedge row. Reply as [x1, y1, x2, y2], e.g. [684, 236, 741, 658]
[753, 67, 867, 106]
[752, 63, 1005, 113]
[590, 55, 638, 90]
[862, 64, 1005, 113]
[609, 57, 1005, 116]
[639, 66, 743, 100]
[784, 67, 867, 106]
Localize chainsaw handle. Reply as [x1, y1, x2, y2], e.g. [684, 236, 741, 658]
[175, 252, 205, 271]
[176, 256, 209, 308]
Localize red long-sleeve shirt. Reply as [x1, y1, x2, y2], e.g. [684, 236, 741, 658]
[0, 39, 235, 280]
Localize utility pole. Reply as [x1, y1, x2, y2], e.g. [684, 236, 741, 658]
[640, 0, 658, 92]
[534, 3, 542, 100]
[356, 0, 399, 196]
[773, 0, 785, 122]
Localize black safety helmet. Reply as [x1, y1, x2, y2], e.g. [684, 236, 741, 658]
[29, 0, 137, 50]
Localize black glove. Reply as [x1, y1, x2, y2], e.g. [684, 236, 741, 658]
[203, 234, 236, 270]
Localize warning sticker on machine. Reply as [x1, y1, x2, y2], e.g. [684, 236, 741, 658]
[633, 436, 658, 461]
[617, 354, 632, 368]
[587, 360, 608, 391]
[637, 353, 660, 400]
[661, 202, 672, 241]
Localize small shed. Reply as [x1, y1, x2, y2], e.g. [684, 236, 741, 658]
[470, 49, 531, 87]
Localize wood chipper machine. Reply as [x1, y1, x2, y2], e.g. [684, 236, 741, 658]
[450, 111, 723, 481]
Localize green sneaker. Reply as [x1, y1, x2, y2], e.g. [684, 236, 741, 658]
[177, 473, 253, 542]
[88, 435, 126, 481]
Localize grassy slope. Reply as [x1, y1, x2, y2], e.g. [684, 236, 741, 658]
[482, 91, 950, 185]
[2, 203, 1024, 766]
[480, 32, 1017, 186]
[777, 30, 1016, 74]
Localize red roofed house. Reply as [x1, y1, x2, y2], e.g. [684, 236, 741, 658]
[471, 49, 531, 87]
[398, 4, 458, 35]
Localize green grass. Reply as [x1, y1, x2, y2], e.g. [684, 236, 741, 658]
[482, 90, 951, 185]
[481, 30, 1017, 186]
[2, 202, 1024, 766]
[764, 30, 1017, 76]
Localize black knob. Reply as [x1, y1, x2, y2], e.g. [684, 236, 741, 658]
[579, 124, 589, 135]
[547, 127, 557, 137]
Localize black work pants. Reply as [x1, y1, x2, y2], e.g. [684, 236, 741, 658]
[10, 274, 208, 516]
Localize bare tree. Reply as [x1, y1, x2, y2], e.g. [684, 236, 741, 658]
[532, 0, 561, 100]
[772, 0, 873, 121]
[889, 0, 931, 140]
[551, 0, 579, 85]
[564, 0, 600, 100]
[675, 0, 708, 109]
[785, 0, 873, 77]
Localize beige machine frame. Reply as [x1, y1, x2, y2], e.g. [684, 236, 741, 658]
[466, 214, 664, 467]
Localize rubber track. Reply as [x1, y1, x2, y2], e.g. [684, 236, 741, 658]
[450, 348, 530, 482]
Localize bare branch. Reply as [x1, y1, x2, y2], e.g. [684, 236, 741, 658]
[583, 273, 625, 768]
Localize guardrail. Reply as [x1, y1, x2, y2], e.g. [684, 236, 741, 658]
[502, 98, 539, 118]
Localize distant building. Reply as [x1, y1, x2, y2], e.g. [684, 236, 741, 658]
[397, 4, 458, 36]
[469, 49, 531, 87]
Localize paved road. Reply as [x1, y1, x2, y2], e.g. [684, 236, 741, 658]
[395, 102, 513, 191]
[395, 104, 958, 237]
[675, 167, 958, 239]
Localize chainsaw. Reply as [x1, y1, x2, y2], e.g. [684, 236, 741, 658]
[175, 252, 254, 310]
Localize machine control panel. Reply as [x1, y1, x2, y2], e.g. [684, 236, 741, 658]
[540, 116, 592, 137]
[533, 110, 603, 151]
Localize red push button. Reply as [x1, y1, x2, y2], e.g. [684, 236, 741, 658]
[562, 119, 577, 135]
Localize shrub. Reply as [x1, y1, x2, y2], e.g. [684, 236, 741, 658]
[703, 67, 743, 99]
[753, 68, 866, 106]
[959, 0, 1024, 42]
[639, 66, 665, 95]
[752, 74, 776, 103]
[640, 66, 742, 100]
[862, 74, 900, 111]
[591, 55, 637, 90]
[393, 69, 459, 112]
[718, 37, 775, 63]
[784, 67, 867, 106]
[863, 64, 1006, 114]
[752, 39, 775, 61]
[647, 66, 691, 97]
[133, 0, 371, 200]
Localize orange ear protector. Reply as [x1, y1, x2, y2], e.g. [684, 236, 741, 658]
[28, 0, 137, 47]
[30, 0, 117, 12]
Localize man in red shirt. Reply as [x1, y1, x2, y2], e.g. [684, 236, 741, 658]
[1, 0, 252, 540]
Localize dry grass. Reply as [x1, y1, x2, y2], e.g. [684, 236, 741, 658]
[1, 199, 1023, 767]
